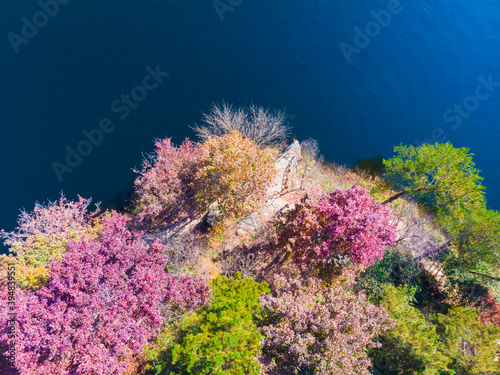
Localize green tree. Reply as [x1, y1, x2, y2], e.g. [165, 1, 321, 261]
[371, 284, 452, 375]
[383, 143, 500, 288]
[441, 207, 500, 278]
[356, 250, 427, 304]
[170, 273, 269, 374]
[383, 143, 485, 219]
[437, 307, 500, 375]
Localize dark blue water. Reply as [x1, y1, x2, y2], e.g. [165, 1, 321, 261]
[1, 1, 499, 252]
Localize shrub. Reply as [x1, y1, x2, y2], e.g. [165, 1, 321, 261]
[155, 273, 269, 375]
[0, 195, 100, 289]
[195, 130, 275, 220]
[275, 185, 396, 269]
[161, 234, 206, 277]
[298, 138, 322, 189]
[133, 137, 202, 228]
[0, 212, 208, 375]
[259, 270, 393, 374]
[191, 102, 290, 147]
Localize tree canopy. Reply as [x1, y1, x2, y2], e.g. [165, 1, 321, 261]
[383, 142, 486, 218]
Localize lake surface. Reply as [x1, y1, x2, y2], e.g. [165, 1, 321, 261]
[1, 0, 499, 253]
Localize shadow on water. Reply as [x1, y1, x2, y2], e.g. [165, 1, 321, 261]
[355, 155, 385, 176]
[112, 186, 135, 213]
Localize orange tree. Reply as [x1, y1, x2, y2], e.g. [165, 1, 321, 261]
[194, 130, 275, 220]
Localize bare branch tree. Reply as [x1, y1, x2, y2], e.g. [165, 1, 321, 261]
[219, 248, 258, 279]
[191, 102, 291, 147]
[163, 235, 205, 276]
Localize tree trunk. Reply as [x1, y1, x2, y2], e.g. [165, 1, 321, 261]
[382, 191, 408, 204]
[469, 270, 500, 281]
[382, 187, 432, 205]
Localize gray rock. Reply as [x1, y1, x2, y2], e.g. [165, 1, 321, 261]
[262, 140, 301, 216]
[286, 139, 301, 160]
[204, 208, 222, 228]
[236, 212, 260, 232]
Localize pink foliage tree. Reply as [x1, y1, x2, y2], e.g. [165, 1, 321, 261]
[164, 272, 211, 310]
[0, 212, 209, 375]
[0, 194, 98, 247]
[259, 270, 394, 374]
[275, 185, 397, 269]
[133, 138, 203, 228]
[0, 194, 100, 289]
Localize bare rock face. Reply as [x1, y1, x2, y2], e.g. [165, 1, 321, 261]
[261, 140, 301, 218]
[229, 141, 302, 239]
[235, 212, 261, 233]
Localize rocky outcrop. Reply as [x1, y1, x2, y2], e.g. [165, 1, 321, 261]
[232, 141, 301, 234]
[262, 140, 301, 216]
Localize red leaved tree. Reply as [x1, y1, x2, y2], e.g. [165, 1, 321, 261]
[478, 290, 500, 326]
[275, 185, 397, 269]
[0, 212, 209, 375]
[133, 138, 203, 228]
